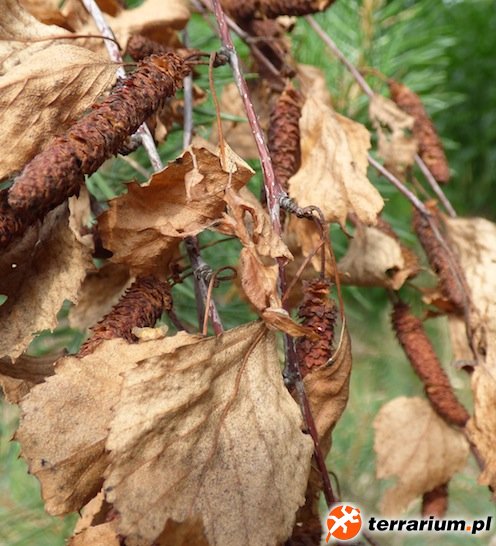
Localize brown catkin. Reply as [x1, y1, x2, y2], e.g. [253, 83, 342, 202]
[221, 0, 335, 21]
[295, 279, 337, 377]
[392, 300, 469, 427]
[412, 207, 465, 311]
[422, 482, 449, 518]
[78, 276, 172, 357]
[389, 80, 450, 184]
[268, 83, 303, 192]
[125, 35, 170, 61]
[8, 54, 189, 224]
[0, 190, 32, 249]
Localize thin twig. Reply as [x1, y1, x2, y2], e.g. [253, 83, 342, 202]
[368, 155, 430, 214]
[416, 154, 457, 217]
[182, 28, 224, 335]
[80, 0, 161, 170]
[208, 0, 336, 506]
[306, 15, 456, 218]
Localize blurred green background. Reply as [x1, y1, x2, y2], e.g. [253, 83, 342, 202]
[1, 0, 495, 545]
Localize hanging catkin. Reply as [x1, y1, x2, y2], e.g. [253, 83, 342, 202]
[125, 35, 194, 63]
[8, 54, 189, 227]
[268, 83, 303, 192]
[221, 0, 335, 21]
[392, 300, 469, 427]
[389, 80, 450, 184]
[422, 482, 449, 518]
[78, 276, 172, 357]
[412, 207, 465, 311]
[0, 190, 32, 249]
[295, 279, 337, 377]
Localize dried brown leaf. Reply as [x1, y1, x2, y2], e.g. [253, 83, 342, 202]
[211, 82, 271, 160]
[19, 0, 68, 26]
[68, 263, 132, 332]
[109, 0, 189, 47]
[0, 0, 71, 75]
[297, 64, 332, 107]
[16, 331, 191, 515]
[105, 322, 313, 546]
[374, 396, 469, 516]
[369, 94, 418, 174]
[444, 216, 496, 488]
[338, 224, 419, 290]
[0, 44, 116, 180]
[303, 322, 351, 451]
[0, 194, 93, 359]
[69, 522, 120, 546]
[288, 97, 383, 228]
[155, 518, 210, 546]
[0, 352, 58, 403]
[99, 144, 253, 275]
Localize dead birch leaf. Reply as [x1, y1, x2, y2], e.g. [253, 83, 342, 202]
[0, 352, 59, 403]
[303, 322, 352, 451]
[288, 97, 383, 228]
[219, 188, 313, 338]
[444, 216, 496, 489]
[297, 63, 332, 107]
[338, 224, 419, 290]
[19, 0, 68, 26]
[155, 518, 210, 546]
[211, 82, 272, 160]
[0, 0, 71, 74]
[374, 396, 469, 516]
[16, 332, 195, 515]
[0, 195, 93, 360]
[68, 263, 132, 332]
[99, 145, 253, 275]
[0, 44, 116, 180]
[110, 0, 189, 47]
[369, 94, 418, 173]
[69, 522, 120, 546]
[105, 322, 313, 546]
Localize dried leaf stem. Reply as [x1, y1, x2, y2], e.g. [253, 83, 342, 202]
[208, 0, 336, 506]
[305, 15, 456, 218]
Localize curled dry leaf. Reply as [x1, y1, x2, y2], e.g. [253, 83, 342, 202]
[68, 263, 132, 332]
[99, 144, 254, 275]
[109, 0, 190, 47]
[338, 222, 419, 290]
[16, 332, 193, 515]
[19, 0, 69, 27]
[374, 396, 469, 516]
[0, 194, 93, 360]
[0, 44, 116, 181]
[289, 97, 383, 229]
[219, 188, 313, 338]
[105, 322, 313, 546]
[0, 352, 59, 403]
[444, 216, 496, 489]
[369, 94, 418, 174]
[303, 321, 352, 451]
[69, 522, 120, 546]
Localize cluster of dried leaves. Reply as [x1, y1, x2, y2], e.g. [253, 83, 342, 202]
[0, 0, 495, 545]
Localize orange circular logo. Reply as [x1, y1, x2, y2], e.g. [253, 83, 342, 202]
[326, 504, 362, 542]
